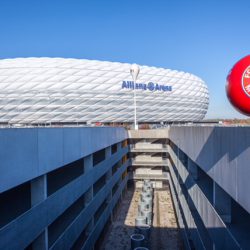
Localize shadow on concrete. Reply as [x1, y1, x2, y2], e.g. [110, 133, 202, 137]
[168, 154, 245, 250]
[95, 181, 183, 250]
[169, 127, 250, 203]
[168, 127, 250, 249]
[95, 179, 246, 250]
[193, 127, 249, 171]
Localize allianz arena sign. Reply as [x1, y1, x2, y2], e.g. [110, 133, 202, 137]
[122, 81, 172, 92]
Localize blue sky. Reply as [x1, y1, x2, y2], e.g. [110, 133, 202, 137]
[0, 0, 249, 119]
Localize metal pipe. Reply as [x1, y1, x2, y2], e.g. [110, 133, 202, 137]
[135, 216, 147, 226]
[141, 209, 153, 225]
[135, 224, 151, 241]
[130, 233, 145, 249]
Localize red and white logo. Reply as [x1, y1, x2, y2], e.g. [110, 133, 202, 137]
[226, 55, 250, 116]
[242, 66, 250, 97]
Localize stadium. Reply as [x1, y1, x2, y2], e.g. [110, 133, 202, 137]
[0, 58, 209, 125]
[1, 58, 250, 250]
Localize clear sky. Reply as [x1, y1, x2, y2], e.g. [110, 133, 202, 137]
[0, 0, 249, 119]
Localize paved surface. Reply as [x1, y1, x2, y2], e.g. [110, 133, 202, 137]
[150, 188, 183, 250]
[102, 185, 183, 250]
[101, 188, 140, 250]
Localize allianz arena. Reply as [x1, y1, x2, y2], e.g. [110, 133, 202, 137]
[0, 58, 209, 124]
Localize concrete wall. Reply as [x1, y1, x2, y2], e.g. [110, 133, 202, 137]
[0, 127, 127, 193]
[128, 129, 168, 139]
[135, 168, 162, 175]
[135, 142, 163, 149]
[3, 125, 250, 249]
[135, 155, 163, 162]
[169, 126, 250, 214]
[168, 144, 240, 249]
[0, 127, 129, 250]
[129, 126, 249, 249]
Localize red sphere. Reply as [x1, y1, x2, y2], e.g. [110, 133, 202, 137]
[226, 55, 250, 115]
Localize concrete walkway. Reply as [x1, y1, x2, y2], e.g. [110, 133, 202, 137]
[101, 185, 183, 250]
[150, 188, 183, 250]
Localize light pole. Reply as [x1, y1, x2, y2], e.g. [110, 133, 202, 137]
[130, 64, 140, 130]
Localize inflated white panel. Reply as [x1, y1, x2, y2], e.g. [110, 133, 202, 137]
[0, 58, 209, 124]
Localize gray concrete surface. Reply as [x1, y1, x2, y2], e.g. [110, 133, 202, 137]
[129, 129, 168, 139]
[0, 127, 129, 250]
[1, 125, 250, 250]
[102, 186, 182, 250]
[0, 127, 127, 192]
[169, 126, 250, 214]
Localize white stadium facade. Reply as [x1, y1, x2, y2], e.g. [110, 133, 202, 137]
[0, 58, 209, 125]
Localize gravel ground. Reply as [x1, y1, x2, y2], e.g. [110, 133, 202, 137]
[150, 188, 183, 250]
[101, 185, 183, 250]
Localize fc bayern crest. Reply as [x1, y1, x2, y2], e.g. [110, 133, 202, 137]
[226, 55, 250, 115]
[242, 66, 250, 97]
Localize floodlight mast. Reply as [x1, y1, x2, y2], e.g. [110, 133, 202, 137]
[130, 64, 140, 130]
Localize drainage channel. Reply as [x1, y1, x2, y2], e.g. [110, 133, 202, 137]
[101, 181, 183, 250]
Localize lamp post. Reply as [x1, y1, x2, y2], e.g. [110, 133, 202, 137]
[130, 64, 140, 130]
